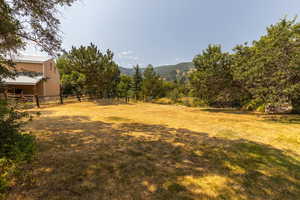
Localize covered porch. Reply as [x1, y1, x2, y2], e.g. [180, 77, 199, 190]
[3, 75, 44, 102]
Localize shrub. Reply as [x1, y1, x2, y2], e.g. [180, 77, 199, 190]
[192, 98, 208, 107]
[180, 97, 194, 107]
[256, 104, 266, 113]
[0, 101, 35, 196]
[169, 88, 183, 103]
[243, 99, 264, 111]
[153, 98, 172, 105]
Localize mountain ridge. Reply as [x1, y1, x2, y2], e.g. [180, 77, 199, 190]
[119, 62, 195, 81]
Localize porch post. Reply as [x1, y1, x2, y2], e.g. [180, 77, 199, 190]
[34, 85, 40, 108]
[4, 87, 8, 101]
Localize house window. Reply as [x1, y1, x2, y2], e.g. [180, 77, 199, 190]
[50, 63, 52, 71]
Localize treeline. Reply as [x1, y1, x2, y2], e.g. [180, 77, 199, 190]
[57, 44, 188, 101]
[58, 18, 300, 113]
[190, 18, 300, 113]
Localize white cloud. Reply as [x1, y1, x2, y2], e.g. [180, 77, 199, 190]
[115, 50, 148, 67]
[175, 58, 184, 62]
[118, 50, 133, 57]
[117, 50, 140, 61]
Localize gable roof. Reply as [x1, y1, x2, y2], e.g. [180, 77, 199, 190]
[2, 75, 44, 85]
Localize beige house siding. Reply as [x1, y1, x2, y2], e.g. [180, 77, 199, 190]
[43, 59, 60, 96]
[15, 63, 43, 73]
[36, 81, 44, 95]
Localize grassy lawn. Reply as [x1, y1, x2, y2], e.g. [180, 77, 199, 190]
[6, 102, 300, 200]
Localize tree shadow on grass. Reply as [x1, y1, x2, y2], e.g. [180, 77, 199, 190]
[261, 114, 300, 125]
[91, 99, 134, 106]
[8, 116, 300, 200]
[200, 108, 255, 115]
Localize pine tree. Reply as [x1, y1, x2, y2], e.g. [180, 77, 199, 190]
[190, 45, 240, 106]
[142, 64, 164, 100]
[117, 75, 132, 102]
[58, 43, 120, 98]
[232, 18, 300, 112]
[132, 64, 143, 100]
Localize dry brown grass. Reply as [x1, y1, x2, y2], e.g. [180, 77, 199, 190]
[6, 102, 300, 200]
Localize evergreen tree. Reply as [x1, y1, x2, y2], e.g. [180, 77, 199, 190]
[58, 43, 120, 98]
[0, 0, 77, 75]
[232, 18, 300, 112]
[117, 75, 132, 101]
[142, 64, 164, 100]
[190, 45, 240, 106]
[132, 64, 143, 100]
[0, 0, 76, 56]
[1, 0, 77, 84]
[56, 55, 85, 96]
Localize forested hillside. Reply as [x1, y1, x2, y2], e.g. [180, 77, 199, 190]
[120, 62, 194, 81]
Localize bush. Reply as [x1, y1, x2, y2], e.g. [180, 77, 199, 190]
[179, 97, 194, 107]
[256, 104, 266, 113]
[0, 101, 35, 197]
[169, 88, 182, 103]
[153, 98, 173, 105]
[242, 99, 264, 111]
[192, 98, 208, 107]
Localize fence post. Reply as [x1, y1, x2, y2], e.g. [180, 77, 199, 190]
[59, 86, 64, 104]
[60, 93, 64, 104]
[35, 95, 40, 108]
[76, 94, 81, 102]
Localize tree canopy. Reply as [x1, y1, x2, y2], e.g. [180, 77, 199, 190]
[57, 43, 120, 98]
[232, 18, 300, 112]
[190, 45, 239, 106]
[117, 75, 132, 101]
[132, 64, 143, 100]
[0, 0, 77, 82]
[142, 64, 164, 100]
[189, 18, 300, 112]
[0, 0, 76, 55]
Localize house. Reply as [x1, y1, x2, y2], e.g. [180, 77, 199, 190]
[2, 55, 60, 100]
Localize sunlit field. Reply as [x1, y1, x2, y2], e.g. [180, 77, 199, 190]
[8, 102, 300, 200]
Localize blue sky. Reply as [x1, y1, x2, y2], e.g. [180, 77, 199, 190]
[28, 0, 300, 67]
